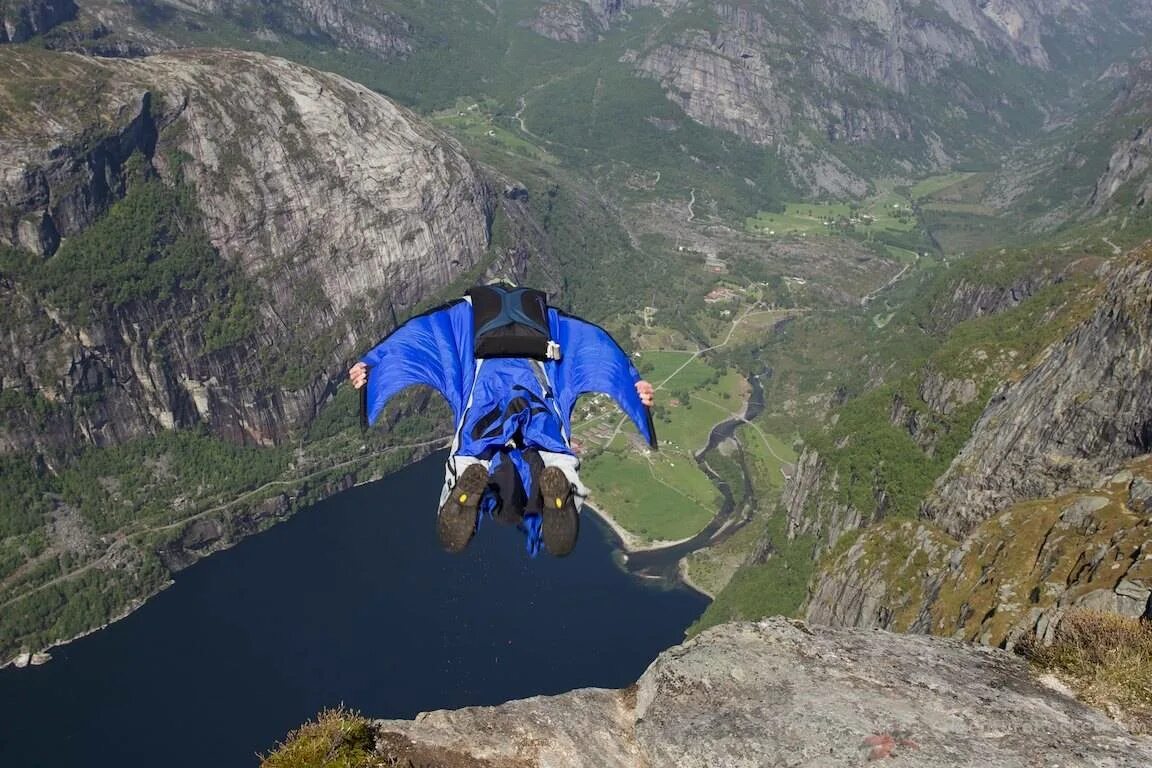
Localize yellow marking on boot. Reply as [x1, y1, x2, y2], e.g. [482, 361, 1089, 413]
[554, 498, 563, 509]
[458, 493, 469, 503]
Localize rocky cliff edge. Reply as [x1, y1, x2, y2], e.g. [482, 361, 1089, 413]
[333, 618, 1152, 768]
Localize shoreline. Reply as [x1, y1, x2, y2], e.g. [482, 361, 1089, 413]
[580, 499, 694, 554]
[577, 377, 762, 604]
[0, 589, 164, 671]
[4, 444, 716, 671]
[579, 500, 715, 601]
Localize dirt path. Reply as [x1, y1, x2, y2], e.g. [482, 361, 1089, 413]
[860, 254, 917, 306]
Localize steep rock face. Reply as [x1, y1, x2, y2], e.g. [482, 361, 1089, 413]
[779, 255, 1093, 596]
[806, 248, 1152, 639]
[0, 47, 492, 451]
[523, 1, 607, 43]
[985, 50, 1152, 226]
[782, 447, 878, 559]
[150, 0, 412, 57]
[913, 462, 1152, 647]
[619, 0, 1152, 195]
[513, 0, 692, 45]
[781, 368, 993, 560]
[923, 254, 1152, 539]
[360, 618, 1152, 767]
[805, 520, 955, 629]
[1089, 56, 1152, 215]
[917, 369, 979, 417]
[1094, 125, 1152, 213]
[0, 0, 76, 43]
[805, 458, 1152, 650]
[924, 274, 1049, 332]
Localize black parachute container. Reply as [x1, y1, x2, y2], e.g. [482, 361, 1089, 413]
[466, 283, 559, 361]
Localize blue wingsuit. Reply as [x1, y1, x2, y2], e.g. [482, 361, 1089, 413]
[359, 296, 656, 552]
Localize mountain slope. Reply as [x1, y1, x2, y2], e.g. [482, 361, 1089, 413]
[923, 251, 1152, 538]
[16, 0, 1152, 253]
[32, 1, 1152, 204]
[798, 246, 1152, 646]
[0, 46, 491, 452]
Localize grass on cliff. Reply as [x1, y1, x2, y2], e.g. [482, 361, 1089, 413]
[1019, 610, 1152, 734]
[262, 707, 481, 768]
[260, 707, 376, 768]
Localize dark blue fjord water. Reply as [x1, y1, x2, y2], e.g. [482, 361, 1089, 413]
[0, 452, 708, 767]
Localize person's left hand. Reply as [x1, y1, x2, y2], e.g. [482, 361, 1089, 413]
[636, 379, 654, 406]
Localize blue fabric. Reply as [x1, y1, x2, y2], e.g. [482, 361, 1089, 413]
[454, 358, 569, 457]
[546, 311, 656, 448]
[361, 300, 474, 427]
[519, 513, 543, 557]
[360, 300, 657, 502]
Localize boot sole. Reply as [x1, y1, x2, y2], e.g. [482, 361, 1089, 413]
[437, 463, 488, 553]
[540, 466, 579, 557]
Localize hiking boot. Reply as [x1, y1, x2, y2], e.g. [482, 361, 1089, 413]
[437, 463, 488, 553]
[539, 466, 579, 557]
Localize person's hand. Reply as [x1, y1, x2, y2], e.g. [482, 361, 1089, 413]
[349, 362, 369, 389]
[636, 379, 654, 406]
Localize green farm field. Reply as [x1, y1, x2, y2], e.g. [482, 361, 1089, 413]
[745, 199, 918, 239]
[582, 450, 717, 542]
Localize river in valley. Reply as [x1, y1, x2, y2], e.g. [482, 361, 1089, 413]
[623, 370, 767, 577]
[0, 452, 708, 768]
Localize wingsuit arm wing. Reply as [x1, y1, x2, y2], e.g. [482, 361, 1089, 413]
[359, 300, 473, 428]
[548, 311, 657, 449]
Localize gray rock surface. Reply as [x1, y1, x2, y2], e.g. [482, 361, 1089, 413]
[0, 47, 493, 452]
[804, 521, 954, 629]
[370, 618, 1152, 767]
[805, 463, 1152, 648]
[925, 275, 1052, 333]
[1089, 56, 1152, 216]
[140, 0, 413, 57]
[1131, 476, 1152, 513]
[782, 447, 875, 559]
[522, 1, 606, 43]
[923, 257, 1152, 538]
[0, 0, 76, 43]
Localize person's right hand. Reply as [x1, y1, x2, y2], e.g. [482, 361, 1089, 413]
[636, 379, 654, 406]
[349, 362, 368, 389]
